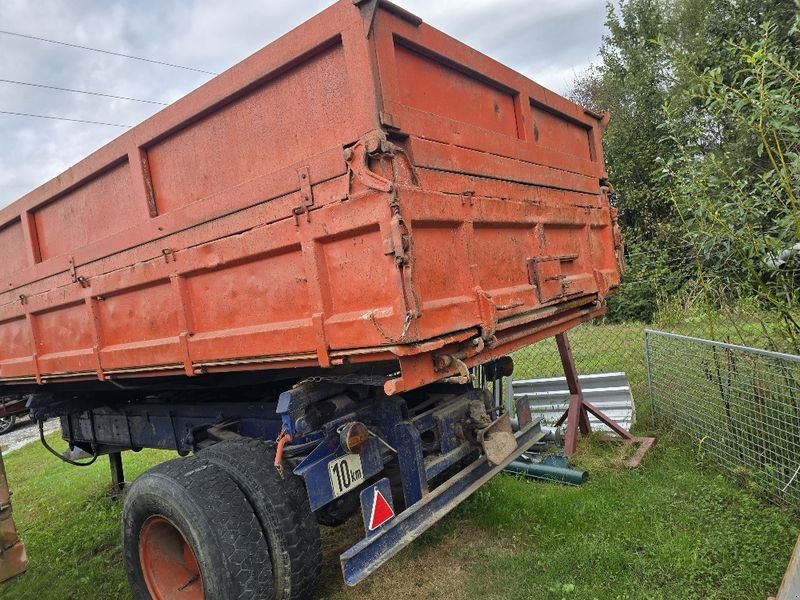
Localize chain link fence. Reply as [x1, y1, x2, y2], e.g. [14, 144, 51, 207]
[645, 330, 800, 508]
[512, 322, 800, 507]
[511, 312, 789, 429]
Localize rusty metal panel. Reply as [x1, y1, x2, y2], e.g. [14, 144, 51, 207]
[0, 0, 621, 395]
[393, 43, 520, 138]
[147, 41, 353, 215]
[0, 220, 27, 282]
[33, 162, 140, 260]
[513, 372, 636, 432]
[530, 101, 594, 161]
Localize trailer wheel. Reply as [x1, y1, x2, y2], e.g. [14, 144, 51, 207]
[0, 415, 16, 435]
[199, 438, 322, 600]
[314, 489, 361, 527]
[122, 457, 272, 600]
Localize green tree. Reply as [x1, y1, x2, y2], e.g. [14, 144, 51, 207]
[572, 0, 678, 243]
[571, 0, 800, 332]
[662, 22, 800, 351]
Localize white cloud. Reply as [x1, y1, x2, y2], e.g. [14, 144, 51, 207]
[0, 0, 607, 208]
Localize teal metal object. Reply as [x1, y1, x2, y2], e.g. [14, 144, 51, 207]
[503, 459, 588, 485]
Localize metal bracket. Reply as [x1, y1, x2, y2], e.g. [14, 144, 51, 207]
[379, 111, 401, 132]
[352, 0, 423, 36]
[527, 255, 580, 303]
[475, 288, 498, 341]
[383, 213, 410, 266]
[354, 0, 381, 37]
[69, 257, 89, 288]
[292, 166, 314, 224]
[344, 137, 394, 195]
[433, 337, 485, 374]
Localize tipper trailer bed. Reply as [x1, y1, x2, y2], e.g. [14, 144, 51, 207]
[0, 1, 622, 597]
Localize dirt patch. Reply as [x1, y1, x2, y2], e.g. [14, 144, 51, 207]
[315, 515, 513, 600]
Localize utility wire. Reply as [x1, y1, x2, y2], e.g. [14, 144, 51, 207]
[0, 29, 218, 76]
[0, 110, 131, 128]
[0, 78, 167, 105]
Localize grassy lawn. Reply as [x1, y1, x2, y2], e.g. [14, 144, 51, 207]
[1, 432, 797, 599]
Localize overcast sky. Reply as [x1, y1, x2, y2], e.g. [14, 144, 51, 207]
[0, 0, 609, 209]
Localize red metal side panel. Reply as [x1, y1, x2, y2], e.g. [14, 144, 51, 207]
[530, 102, 593, 161]
[0, 317, 32, 379]
[147, 42, 353, 215]
[33, 163, 139, 260]
[367, 6, 619, 361]
[372, 10, 607, 184]
[0, 0, 384, 383]
[393, 44, 520, 138]
[0, 221, 27, 281]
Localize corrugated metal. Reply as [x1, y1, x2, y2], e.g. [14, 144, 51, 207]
[512, 372, 634, 432]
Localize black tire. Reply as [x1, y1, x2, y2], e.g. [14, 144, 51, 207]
[0, 415, 15, 435]
[199, 438, 322, 600]
[315, 488, 361, 527]
[122, 456, 273, 600]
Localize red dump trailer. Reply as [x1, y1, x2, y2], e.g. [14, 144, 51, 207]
[0, 0, 621, 597]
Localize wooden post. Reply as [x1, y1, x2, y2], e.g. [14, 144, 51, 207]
[0, 445, 27, 583]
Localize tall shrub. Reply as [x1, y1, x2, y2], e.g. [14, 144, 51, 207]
[662, 23, 800, 351]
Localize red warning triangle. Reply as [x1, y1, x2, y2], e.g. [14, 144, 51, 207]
[368, 488, 395, 531]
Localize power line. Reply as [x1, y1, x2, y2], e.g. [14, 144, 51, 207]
[0, 29, 218, 76]
[0, 78, 167, 105]
[0, 110, 131, 128]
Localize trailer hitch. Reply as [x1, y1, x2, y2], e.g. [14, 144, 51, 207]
[462, 398, 516, 466]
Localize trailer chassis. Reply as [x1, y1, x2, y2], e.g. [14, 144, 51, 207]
[23, 362, 537, 586]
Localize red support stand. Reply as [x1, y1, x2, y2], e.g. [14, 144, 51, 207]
[554, 332, 655, 468]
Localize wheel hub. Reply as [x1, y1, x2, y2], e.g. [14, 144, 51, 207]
[139, 515, 204, 600]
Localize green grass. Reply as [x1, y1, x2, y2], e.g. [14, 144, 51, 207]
[1, 433, 796, 600]
[1, 439, 171, 600]
[455, 436, 798, 600]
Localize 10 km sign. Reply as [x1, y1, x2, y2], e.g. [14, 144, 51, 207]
[328, 454, 365, 498]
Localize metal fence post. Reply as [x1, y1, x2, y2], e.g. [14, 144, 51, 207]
[504, 375, 514, 417]
[644, 329, 656, 428]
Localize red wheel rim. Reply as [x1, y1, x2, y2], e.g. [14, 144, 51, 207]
[139, 516, 204, 600]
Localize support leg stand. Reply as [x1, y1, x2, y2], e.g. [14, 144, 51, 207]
[554, 332, 655, 467]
